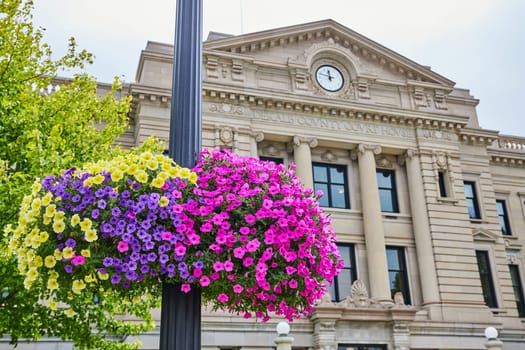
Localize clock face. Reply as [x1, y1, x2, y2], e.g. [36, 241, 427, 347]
[315, 65, 344, 92]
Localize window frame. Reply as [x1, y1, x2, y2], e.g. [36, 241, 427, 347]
[376, 168, 399, 213]
[329, 243, 357, 302]
[312, 162, 350, 209]
[475, 250, 498, 308]
[509, 264, 525, 317]
[438, 170, 448, 198]
[386, 246, 411, 305]
[495, 199, 512, 235]
[464, 181, 481, 219]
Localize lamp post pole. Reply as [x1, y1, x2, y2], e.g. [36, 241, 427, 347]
[161, 0, 203, 349]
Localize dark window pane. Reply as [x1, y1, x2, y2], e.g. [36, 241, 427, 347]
[509, 265, 525, 317]
[386, 246, 410, 305]
[331, 244, 357, 302]
[376, 169, 398, 213]
[476, 250, 497, 308]
[312, 163, 349, 209]
[259, 156, 283, 164]
[496, 200, 511, 235]
[464, 181, 480, 219]
[438, 171, 448, 197]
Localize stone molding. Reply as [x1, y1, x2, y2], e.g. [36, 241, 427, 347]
[292, 135, 318, 148]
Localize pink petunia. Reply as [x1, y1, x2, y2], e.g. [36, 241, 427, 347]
[174, 243, 186, 256]
[181, 284, 191, 293]
[71, 255, 85, 266]
[213, 261, 224, 272]
[161, 231, 173, 241]
[199, 276, 210, 287]
[217, 293, 229, 303]
[289, 279, 298, 289]
[233, 284, 244, 293]
[117, 241, 129, 252]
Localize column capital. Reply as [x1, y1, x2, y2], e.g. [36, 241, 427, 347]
[398, 149, 419, 165]
[251, 130, 265, 143]
[293, 135, 318, 148]
[357, 143, 382, 155]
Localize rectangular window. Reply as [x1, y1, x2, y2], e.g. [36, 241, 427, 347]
[496, 200, 511, 235]
[376, 169, 399, 213]
[464, 181, 481, 219]
[329, 244, 357, 302]
[313, 163, 349, 209]
[386, 246, 411, 305]
[476, 250, 498, 308]
[259, 156, 283, 164]
[509, 265, 525, 317]
[438, 171, 448, 197]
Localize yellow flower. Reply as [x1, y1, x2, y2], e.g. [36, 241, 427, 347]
[39, 231, 49, 243]
[127, 164, 138, 175]
[140, 152, 153, 161]
[45, 255, 56, 268]
[33, 256, 43, 267]
[167, 167, 180, 178]
[49, 270, 59, 279]
[111, 169, 123, 182]
[81, 249, 91, 258]
[54, 249, 63, 261]
[92, 174, 105, 185]
[62, 247, 74, 259]
[41, 193, 52, 206]
[47, 278, 59, 290]
[159, 196, 169, 207]
[80, 218, 92, 231]
[189, 172, 197, 184]
[27, 267, 39, 281]
[54, 211, 65, 221]
[23, 278, 33, 289]
[45, 204, 56, 217]
[83, 177, 93, 187]
[65, 308, 76, 317]
[52, 220, 65, 233]
[71, 214, 80, 227]
[31, 182, 42, 194]
[151, 177, 164, 188]
[180, 168, 190, 178]
[97, 271, 109, 280]
[31, 198, 41, 211]
[155, 154, 166, 162]
[84, 274, 96, 283]
[146, 159, 158, 170]
[72, 279, 86, 294]
[85, 229, 98, 242]
[48, 301, 57, 310]
[135, 170, 148, 183]
[43, 216, 52, 225]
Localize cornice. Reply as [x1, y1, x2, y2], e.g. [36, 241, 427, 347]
[487, 134, 525, 167]
[459, 127, 499, 146]
[202, 83, 468, 132]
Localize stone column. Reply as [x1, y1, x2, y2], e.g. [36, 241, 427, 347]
[250, 131, 264, 157]
[403, 150, 440, 306]
[292, 135, 318, 189]
[357, 144, 392, 302]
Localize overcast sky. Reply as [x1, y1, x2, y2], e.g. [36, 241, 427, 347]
[32, 0, 524, 136]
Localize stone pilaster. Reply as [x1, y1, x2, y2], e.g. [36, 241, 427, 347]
[402, 150, 441, 306]
[312, 320, 337, 350]
[357, 144, 392, 303]
[292, 135, 318, 189]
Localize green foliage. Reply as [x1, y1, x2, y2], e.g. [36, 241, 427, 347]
[0, 0, 164, 348]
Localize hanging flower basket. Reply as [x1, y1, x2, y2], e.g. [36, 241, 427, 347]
[7, 149, 341, 322]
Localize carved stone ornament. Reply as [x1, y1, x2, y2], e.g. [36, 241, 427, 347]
[376, 156, 393, 169]
[321, 150, 338, 163]
[219, 127, 234, 144]
[262, 144, 280, 157]
[338, 279, 376, 308]
[394, 291, 405, 305]
[293, 135, 318, 148]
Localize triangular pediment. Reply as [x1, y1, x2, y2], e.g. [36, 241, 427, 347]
[204, 19, 455, 87]
[473, 228, 501, 242]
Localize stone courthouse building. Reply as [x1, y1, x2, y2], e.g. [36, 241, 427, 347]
[5, 19, 525, 350]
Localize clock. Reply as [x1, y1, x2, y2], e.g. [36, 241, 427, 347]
[315, 65, 344, 92]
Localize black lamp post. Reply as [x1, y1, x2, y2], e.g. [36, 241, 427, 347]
[160, 0, 202, 349]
